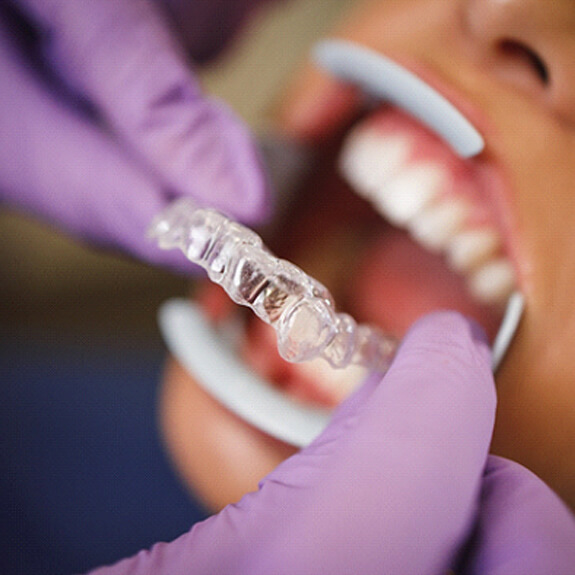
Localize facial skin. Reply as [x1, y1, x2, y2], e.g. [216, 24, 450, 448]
[159, 0, 575, 512]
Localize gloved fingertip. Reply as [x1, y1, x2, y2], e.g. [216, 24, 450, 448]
[482, 455, 562, 507]
[140, 241, 199, 274]
[399, 310, 492, 372]
[377, 311, 496, 427]
[180, 99, 272, 225]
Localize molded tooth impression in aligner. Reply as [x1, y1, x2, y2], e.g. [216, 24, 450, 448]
[149, 198, 398, 373]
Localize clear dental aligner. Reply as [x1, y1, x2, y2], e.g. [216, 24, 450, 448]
[149, 198, 398, 372]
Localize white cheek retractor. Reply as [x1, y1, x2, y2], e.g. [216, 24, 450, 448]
[313, 40, 485, 158]
[159, 298, 332, 447]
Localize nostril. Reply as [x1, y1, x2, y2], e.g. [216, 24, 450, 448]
[497, 39, 549, 86]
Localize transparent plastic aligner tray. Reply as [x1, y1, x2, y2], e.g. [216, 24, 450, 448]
[149, 198, 398, 373]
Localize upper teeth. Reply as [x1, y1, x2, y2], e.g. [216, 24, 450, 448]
[339, 127, 516, 307]
[408, 198, 470, 252]
[375, 164, 443, 226]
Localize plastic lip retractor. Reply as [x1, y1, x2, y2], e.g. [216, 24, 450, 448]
[159, 299, 332, 447]
[151, 199, 524, 448]
[312, 40, 485, 159]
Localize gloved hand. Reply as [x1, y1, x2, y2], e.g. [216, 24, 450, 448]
[0, 0, 270, 269]
[460, 455, 575, 574]
[88, 312, 575, 574]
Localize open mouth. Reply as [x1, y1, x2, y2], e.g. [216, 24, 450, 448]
[156, 41, 520, 445]
[194, 101, 516, 410]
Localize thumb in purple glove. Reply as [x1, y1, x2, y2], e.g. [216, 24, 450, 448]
[0, 0, 270, 269]
[460, 455, 575, 574]
[87, 312, 498, 575]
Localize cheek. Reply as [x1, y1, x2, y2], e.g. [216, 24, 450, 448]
[158, 359, 297, 512]
[477, 80, 575, 367]
[507, 128, 575, 352]
[487, 104, 575, 509]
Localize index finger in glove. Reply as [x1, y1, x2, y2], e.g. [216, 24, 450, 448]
[91, 313, 497, 575]
[17, 0, 269, 223]
[252, 312, 497, 574]
[331, 311, 496, 513]
[309, 310, 495, 457]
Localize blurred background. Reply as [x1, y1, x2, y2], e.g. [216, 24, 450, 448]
[0, 1, 352, 573]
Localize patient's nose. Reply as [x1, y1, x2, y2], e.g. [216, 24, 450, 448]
[464, 0, 552, 92]
[463, 0, 575, 119]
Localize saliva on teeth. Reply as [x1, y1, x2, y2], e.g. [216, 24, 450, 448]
[149, 198, 398, 373]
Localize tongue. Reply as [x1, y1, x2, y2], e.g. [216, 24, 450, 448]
[347, 226, 502, 340]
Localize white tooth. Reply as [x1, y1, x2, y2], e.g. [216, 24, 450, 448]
[373, 164, 444, 226]
[339, 130, 410, 197]
[408, 198, 471, 252]
[447, 228, 501, 273]
[296, 358, 368, 402]
[468, 259, 516, 305]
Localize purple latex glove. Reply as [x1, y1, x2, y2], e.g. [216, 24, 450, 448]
[0, 0, 270, 269]
[460, 455, 575, 574]
[86, 312, 575, 574]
